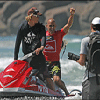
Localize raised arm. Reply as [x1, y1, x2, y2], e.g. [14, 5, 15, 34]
[63, 8, 75, 34]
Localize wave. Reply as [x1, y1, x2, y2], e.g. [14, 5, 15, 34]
[67, 85, 82, 91]
[0, 57, 13, 71]
[67, 39, 82, 43]
[60, 59, 85, 86]
[0, 35, 82, 49]
[60, 59, 85, 74]
[0, 41, 22, 49]
[0, 57, 85, 70]
[0, 41, 14, 49]
[0, 39, 81, 48]
[0, 57, 84, 86]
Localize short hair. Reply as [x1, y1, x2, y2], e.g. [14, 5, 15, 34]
[91, 24, 100, 31]
[47, 18, 55, 24]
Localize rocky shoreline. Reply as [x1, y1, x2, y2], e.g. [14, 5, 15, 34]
[0, 1, 100, 36]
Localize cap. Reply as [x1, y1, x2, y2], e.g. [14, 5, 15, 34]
[91, 17, 100, 25]
[27, 7, 42, 16]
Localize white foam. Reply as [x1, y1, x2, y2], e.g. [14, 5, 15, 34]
[65, 86, 82, 100]
[0, 41, 15, 49]
[67, 39, 81, 43]
[0, 57, 13, 70]
[71, 39, 81, 43]
[60, 60, 85, 74]
[67, 85, 82, 92]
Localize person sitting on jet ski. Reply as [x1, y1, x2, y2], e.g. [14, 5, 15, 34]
[14, 7, 55, 91]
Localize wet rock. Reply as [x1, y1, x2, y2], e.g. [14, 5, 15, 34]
[0, 1, 99, 36]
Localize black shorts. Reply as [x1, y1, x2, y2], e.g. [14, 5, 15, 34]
[30, 53, 50, 78]
[46, 61, 61, 78]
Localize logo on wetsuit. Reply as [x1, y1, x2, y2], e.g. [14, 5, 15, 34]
[44, 36, 56, 52]
[24, 31, 40, 52]
[24, 32, 37, 44]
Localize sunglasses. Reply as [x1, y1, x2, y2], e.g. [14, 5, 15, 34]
[32, 10, 39, 18]
[49, 25, 55, 27]
[34, 10, 39, 14]
[32, 14, 39, 18]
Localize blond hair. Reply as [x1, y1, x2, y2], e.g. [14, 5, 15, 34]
[25, 13, 33, 22]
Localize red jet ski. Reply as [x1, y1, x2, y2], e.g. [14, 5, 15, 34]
[0, 51, 82, 99]
[0, 52, 65, 97]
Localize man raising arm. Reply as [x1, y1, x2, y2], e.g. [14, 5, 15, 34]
[43, 8, 75, 96]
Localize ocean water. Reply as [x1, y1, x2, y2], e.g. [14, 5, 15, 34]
[0, 34, 86, 95]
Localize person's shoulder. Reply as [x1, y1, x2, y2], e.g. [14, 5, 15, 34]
[36, 22, 45, 30]
[56, 30, 61, 33]
[82, 36, 90, 43]
[55, 28, 65, 33]
[37, 22, 45, 27]
[82, 36, 89, 40]
[18, 20, 28, 30]
[54, 30, 61, 34]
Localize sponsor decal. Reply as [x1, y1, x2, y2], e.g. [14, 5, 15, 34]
[43, 87, 48, 93]
[0, 79, 18, 88]
[24, 32, 36, 44]
[6, 68, 15, 72]
[20, 66, 26, 74]
[3, 75, 13, 78]
[45, 44, 54, 50]
[38, 86, 48, 93]
[38, 86, 42, 92]
[46, 36, 54, 40]
[44, 40, 56, 52]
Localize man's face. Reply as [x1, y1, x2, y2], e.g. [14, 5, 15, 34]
[31, 14, 39, 24]
[46, 19, 56, 35]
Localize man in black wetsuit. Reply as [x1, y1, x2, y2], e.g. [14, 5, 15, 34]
[14, 7, 55, 91]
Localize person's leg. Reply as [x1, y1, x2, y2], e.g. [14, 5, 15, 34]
[51, 61, 69, 96]
[53, 75, 69, 96]
[82, 77, 99, 100]
[88, 77, 100, 100]
[45, 77, 55, 91]
[40, 54, 55, 91]
[43, 66, 55, 91]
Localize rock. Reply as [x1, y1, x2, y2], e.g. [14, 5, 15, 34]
[3, 1, 23, 24]
[0, 1, 99, 36]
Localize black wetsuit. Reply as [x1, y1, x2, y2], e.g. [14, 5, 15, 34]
[14, 20, 46, 72]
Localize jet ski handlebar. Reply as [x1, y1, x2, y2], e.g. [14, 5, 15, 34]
[20, 51, 36, 61]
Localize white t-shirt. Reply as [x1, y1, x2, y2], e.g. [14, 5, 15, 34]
[80, 31, 100, 82]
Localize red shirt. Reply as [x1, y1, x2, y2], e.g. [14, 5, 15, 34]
[43, 28, 66, 61]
